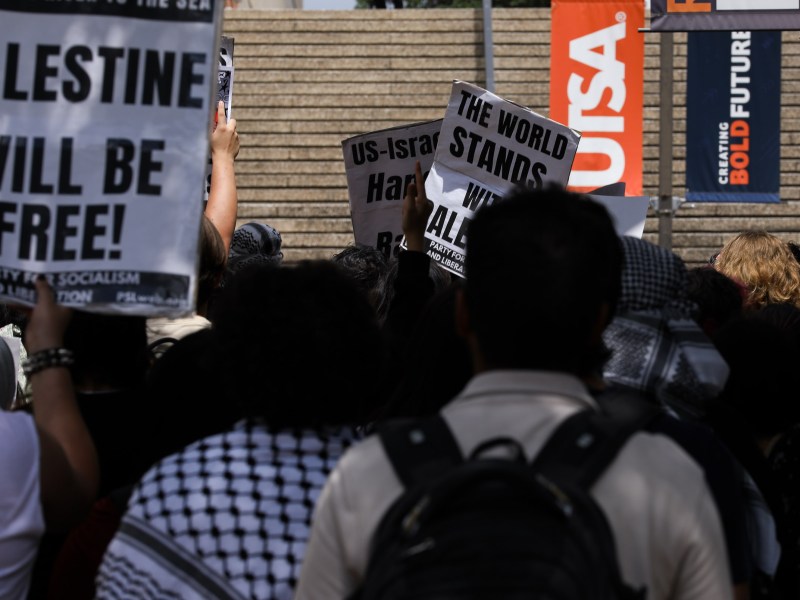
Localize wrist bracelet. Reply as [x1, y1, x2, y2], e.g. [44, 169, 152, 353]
[22, 348, 74, 378]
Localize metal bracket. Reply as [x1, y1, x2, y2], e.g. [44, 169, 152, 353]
[649, 196, 684, 216]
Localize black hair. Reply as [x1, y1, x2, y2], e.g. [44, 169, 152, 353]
[211, 261, 385, 428]
[198, 215, 227, 310]
[686, 266, 744, 337]
[133, 329, 237, 476]
[464, 186, 622, 374]
[63, 311, 148, 389]
[331, 244, 389, 309]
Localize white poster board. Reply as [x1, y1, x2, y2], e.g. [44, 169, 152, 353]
[0, 1, 223, 315]
[590, 195, 650, 238]
[205, 35, 234, 199]
[423, 81, 581, 277]
[343, 120, 441, 259]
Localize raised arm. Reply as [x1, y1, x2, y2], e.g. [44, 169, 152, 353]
[205, 100, 240, 254]
[402, 161, 433, 253]
[26, 278, 99, 531]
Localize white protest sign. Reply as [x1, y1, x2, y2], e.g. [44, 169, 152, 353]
[205, 35, 235, 199]
[343, 120, 441, 259]
[590, 195, 650, 239]
[218, 36, 235, 117]
[424, 81, 580, 277]
[0, 1, 222, 315]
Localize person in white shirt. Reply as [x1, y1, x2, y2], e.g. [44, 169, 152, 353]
[296, 186, 733, 600]
[0, 278, 98, 599]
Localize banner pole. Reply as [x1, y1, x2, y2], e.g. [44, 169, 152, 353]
[482, 0, 495, 92]
[658, 31, 674, 250]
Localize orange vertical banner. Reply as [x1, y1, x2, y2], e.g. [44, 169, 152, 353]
[550, 0, 644, 195]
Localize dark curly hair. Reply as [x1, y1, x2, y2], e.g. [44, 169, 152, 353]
[211, 261, 385, 428]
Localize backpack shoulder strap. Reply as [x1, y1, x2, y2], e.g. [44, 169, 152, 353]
[377, 415, 464, 489]
[532, 401, 660, 490]
[147, 336, 179, 360]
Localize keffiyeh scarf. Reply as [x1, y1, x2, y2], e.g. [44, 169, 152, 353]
[230, 223, 283, 264]
[95, 420, 358, 600]
[602, 237, 729, 418]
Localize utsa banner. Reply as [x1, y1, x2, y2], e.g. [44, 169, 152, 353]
[686, 31, 781, 202]
[651, 0, 800, 31]
[550, 0, 644, 195]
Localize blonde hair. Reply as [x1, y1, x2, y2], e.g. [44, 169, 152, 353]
[715, 230, 800, 309]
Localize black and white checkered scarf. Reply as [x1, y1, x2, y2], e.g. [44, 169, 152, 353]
[95, 420, 358, 600]
[602, 237, 729, 418]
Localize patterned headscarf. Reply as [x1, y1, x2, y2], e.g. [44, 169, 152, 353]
[230, 222, 283, 261]
[96, 420, 359, 600]
[226, 222, 284, 281]
[602, 237, 729, 418]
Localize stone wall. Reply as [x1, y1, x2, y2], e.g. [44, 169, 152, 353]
[223, 8, 800, 266]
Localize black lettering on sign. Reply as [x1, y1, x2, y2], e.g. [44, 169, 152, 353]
[0, 202, 127, 262]
[103, 138, 165, 195]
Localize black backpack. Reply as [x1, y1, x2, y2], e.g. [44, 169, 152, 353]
[351, 406, 656, 600]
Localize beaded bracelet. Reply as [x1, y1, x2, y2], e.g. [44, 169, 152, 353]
[21, 348, 75, 378]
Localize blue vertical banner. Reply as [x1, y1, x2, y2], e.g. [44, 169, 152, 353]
[686, 31, 781, 202]
[651, 1, 800, 32]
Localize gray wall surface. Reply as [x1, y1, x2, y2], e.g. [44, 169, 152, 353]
[223, 8, 800, 267]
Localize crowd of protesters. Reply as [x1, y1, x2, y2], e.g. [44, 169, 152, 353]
[4, 111, 800, 600]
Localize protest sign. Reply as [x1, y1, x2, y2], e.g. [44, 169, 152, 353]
[423, 81, 580, 277]
[343, 120, 441, 259]
[651, 0, 800, 31]
[550, 0, 644, 195]
[590, 195, 650, 238]
[686, 31, 781, 202]
[218, 36, 235, 115]
[205, 35, 235, 198]
[0, 0, 223, 315]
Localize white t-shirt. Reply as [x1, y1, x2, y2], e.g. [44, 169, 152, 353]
[296, 371, 733, 600]
[0, 411, 44, 599]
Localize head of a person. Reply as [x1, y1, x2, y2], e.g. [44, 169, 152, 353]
[216, 223, 284, 305]
[63, 311, 149, 390]
[226, 222, 283, 277]
[229, 222, 283, 262]
[686, 267, 745, 337]
[614, 236, 694, 315]
[331, 244, 389, 310]
[714, 230, 800, 310]
[211, 261, 385, 428]
[463, 186, 622, 375]
[601, 237, 729, 417]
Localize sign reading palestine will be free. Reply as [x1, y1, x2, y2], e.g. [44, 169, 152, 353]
[0, 0, 223, 315]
